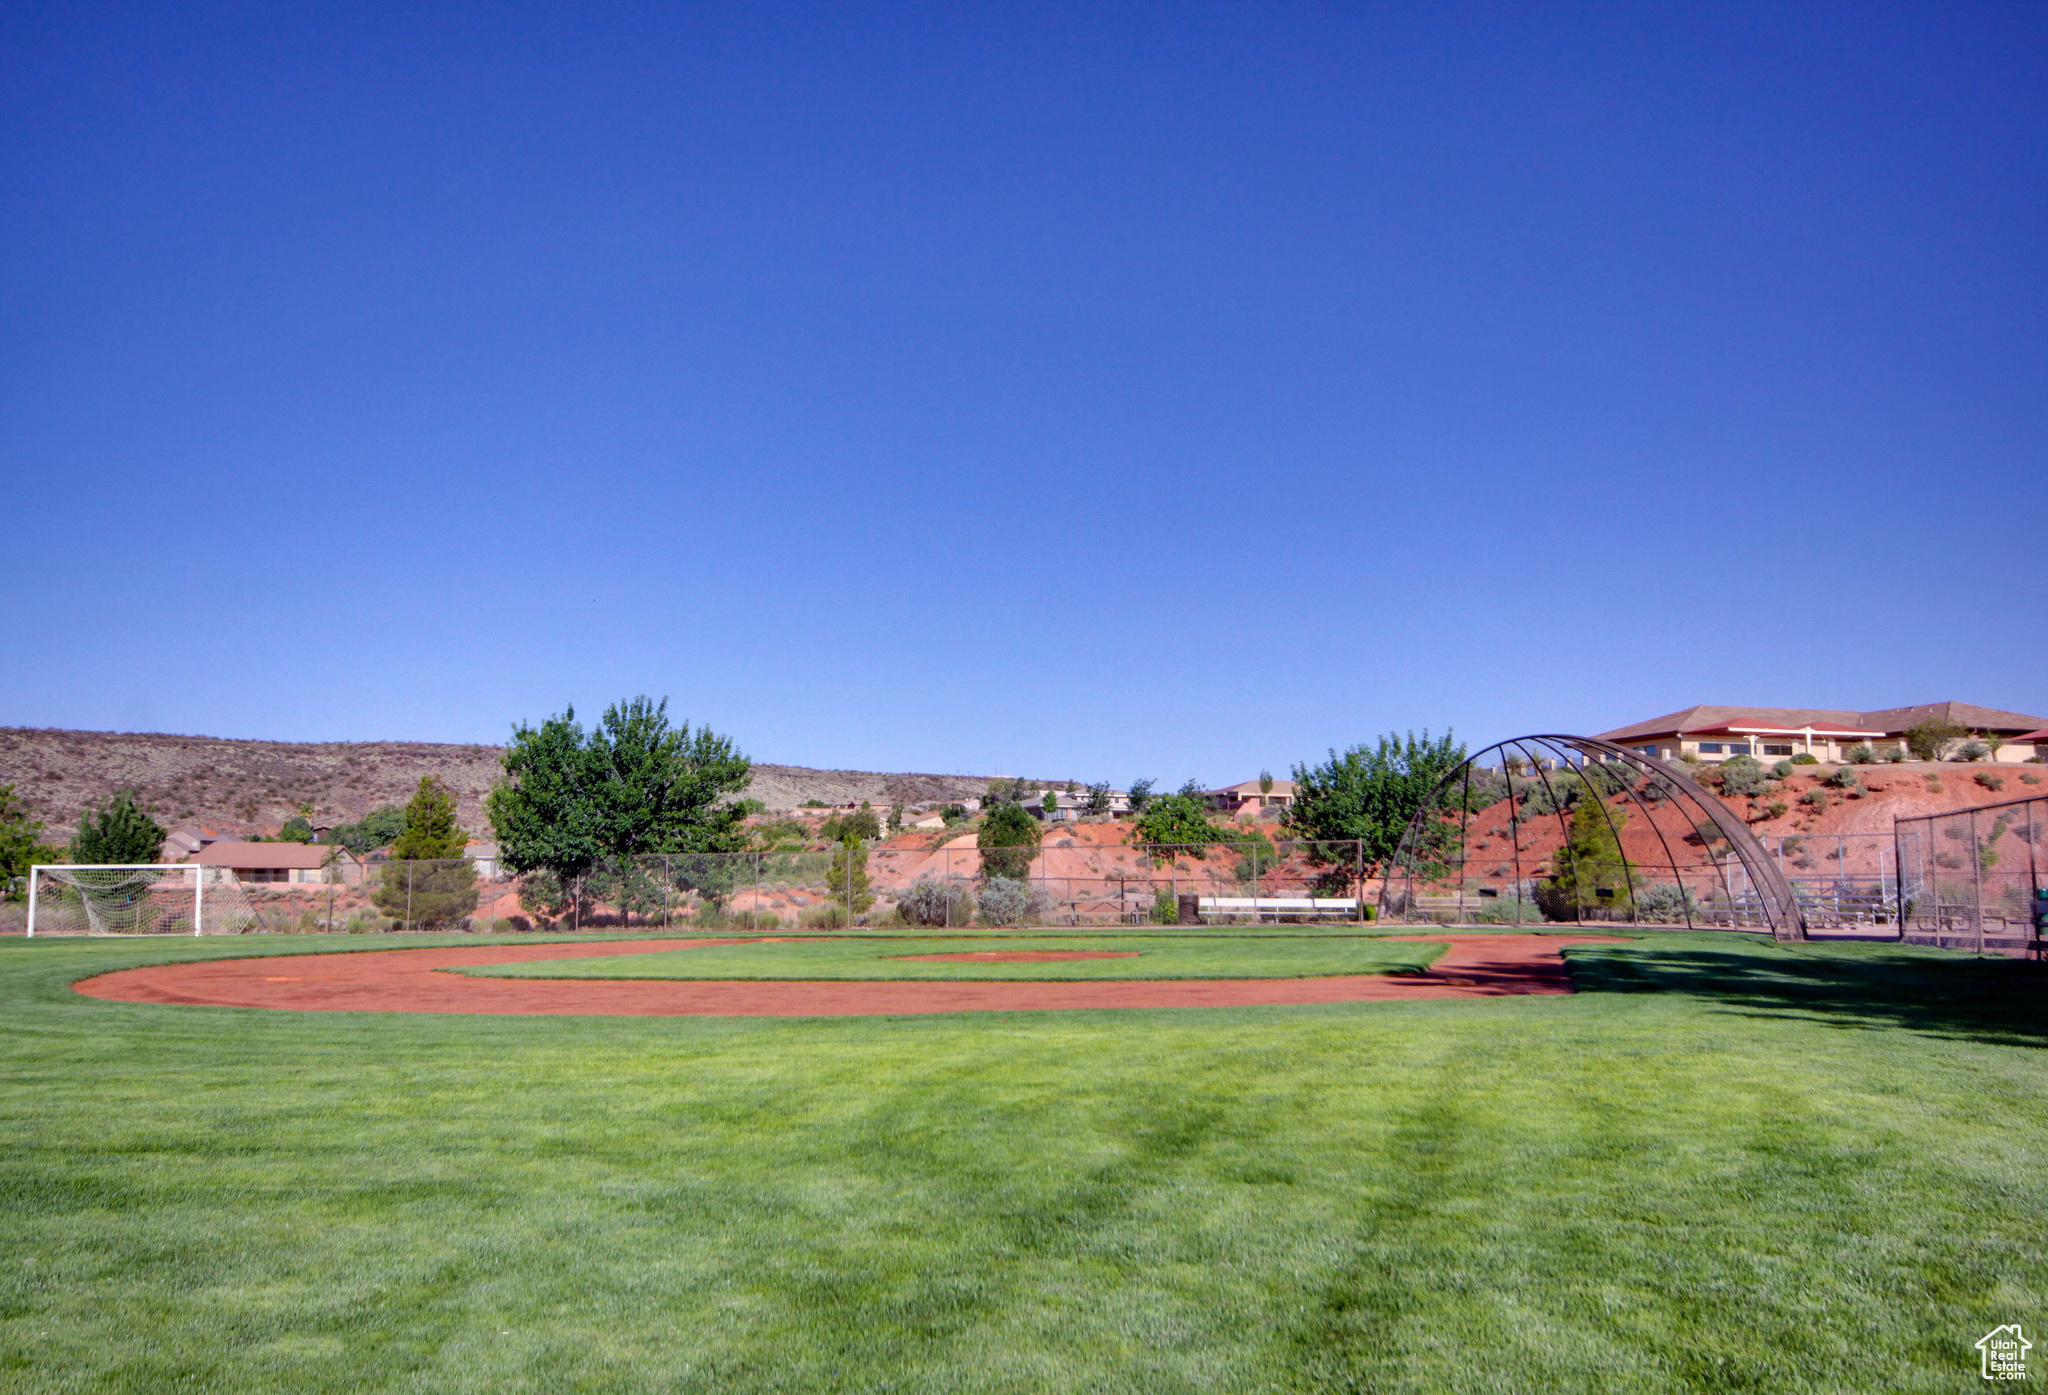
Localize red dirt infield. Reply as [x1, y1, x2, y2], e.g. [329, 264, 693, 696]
[71, 933, 1632, 1017]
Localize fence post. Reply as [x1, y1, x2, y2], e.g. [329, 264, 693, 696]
[1972, 808, 1985, 957]
[405, 862, 414, 932]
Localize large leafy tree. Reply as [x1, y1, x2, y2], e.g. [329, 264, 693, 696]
[486, 697, 753, 889]
[70, 790, 165, 865]
[1132, 794, 1224, 856]
[1904, 718, 1966, 762]
[976, 803, 1041, 880]
[1285, 731, 1467, 880]
[329, 806, 407, 856]
[0, 785, 56, 896]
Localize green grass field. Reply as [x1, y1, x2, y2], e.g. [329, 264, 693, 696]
[458, 933, 1445, 981]
[3, 929, 2047, 1392]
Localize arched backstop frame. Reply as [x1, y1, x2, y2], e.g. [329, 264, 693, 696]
[1379, 734, 1808, 941]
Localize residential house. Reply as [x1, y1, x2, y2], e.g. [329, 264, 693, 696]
[195, 842, 363, 885]
[1033, 790, 1133, 821]
[1205, 779, 1297, 814]
[161, 826, 221, 862]
[1597, 702, 2048, 764]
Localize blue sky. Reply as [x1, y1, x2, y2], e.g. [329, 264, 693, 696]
[4, 2, 2043, 786]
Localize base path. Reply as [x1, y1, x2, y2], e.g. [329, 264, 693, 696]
[74, 933, 1631, 1018]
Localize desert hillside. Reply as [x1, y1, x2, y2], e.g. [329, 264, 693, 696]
[0, 727, 1003, 840]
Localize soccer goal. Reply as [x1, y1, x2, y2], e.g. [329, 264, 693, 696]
[25, 864, 264, 936]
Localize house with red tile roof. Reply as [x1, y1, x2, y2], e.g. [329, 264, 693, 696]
[1597, 702, 2048, 764]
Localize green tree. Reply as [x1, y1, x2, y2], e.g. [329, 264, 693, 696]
[977, 802, 1041, 880]
[1132, 794, 1222, 855]
[1535, 798, 1636, 921]
[827, 834, 874, 918]
[1904, 718, 1965, 762]
[373, 776, 478, 929]
[70, 791, 165, 865]
[1126, 778, 1156, 814]
[1083, 781, 1113, 816]
[0, 785, 55, 897]
[821, 802, 882, 843]
[390, 776, 467, 859]
[330, 806, 407, 855]
[277, 815, 316, 844]
[486, 697, 752, 892]
[1285, 731, 1467, 880]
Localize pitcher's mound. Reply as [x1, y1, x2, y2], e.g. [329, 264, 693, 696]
[891, 950, 1142, 962]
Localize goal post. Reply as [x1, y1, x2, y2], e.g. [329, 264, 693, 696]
[26, 864, 263, 937]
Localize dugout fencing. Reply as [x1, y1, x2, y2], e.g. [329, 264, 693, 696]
[1893, 793, 2046, 955]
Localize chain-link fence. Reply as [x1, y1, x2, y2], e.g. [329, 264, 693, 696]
[152, 838, 1379, 933]
[1894, 794, 2046, 954]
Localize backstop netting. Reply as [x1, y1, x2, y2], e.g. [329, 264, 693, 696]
[27, 864, 263, 936]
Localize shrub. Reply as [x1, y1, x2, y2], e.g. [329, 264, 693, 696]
[1975, 771, 2006, 792]
[799, 901, 850, 929]
[1789, 753, 1819, 765]
[2023, 773, 2042, 786]
[896, 878, 973, 927]
[1770, 759, 1795, 779]
[1757, 800, 1789, 821]
[1845, 743, 1876, 765]
[1634, 883, 1699, 923]
[1149, 886, 1178, 924]
[1882, 746, 1909, 763]
[1822, 766, 1861, 790]
[1801, 789, 1829, 812]
[976, 877, 1049, 926]
[1709, 756, 1773, 798]
[1958, 740, 1990, 762]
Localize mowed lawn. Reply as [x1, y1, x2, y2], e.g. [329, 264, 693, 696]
[459, 933, 1445, 981]
[2, 931, 2046, 1392]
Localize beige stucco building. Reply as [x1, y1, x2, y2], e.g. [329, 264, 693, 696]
[1597, 701, 2047, 764]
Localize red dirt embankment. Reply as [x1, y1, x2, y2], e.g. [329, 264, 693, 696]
[72, 934, 1628, 1017]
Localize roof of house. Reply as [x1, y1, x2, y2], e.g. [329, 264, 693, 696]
[194, 842, 337, 870]
[1210, 779, 1297, 797]
[1855, 701, 2048, 734]
[1598, 702, 2048, 743]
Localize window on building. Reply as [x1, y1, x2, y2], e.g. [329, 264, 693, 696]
[1697, 742, 1725, 754]
[1728, 743, 1752, 756]
[1637, 746, 1659, 758]
[1762, 744, 1793, 756]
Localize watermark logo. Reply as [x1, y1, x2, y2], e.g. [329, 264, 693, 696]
[1977, 1325, 2032, 1381]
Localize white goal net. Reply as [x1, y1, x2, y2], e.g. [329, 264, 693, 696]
[27, 864, 264, 936]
